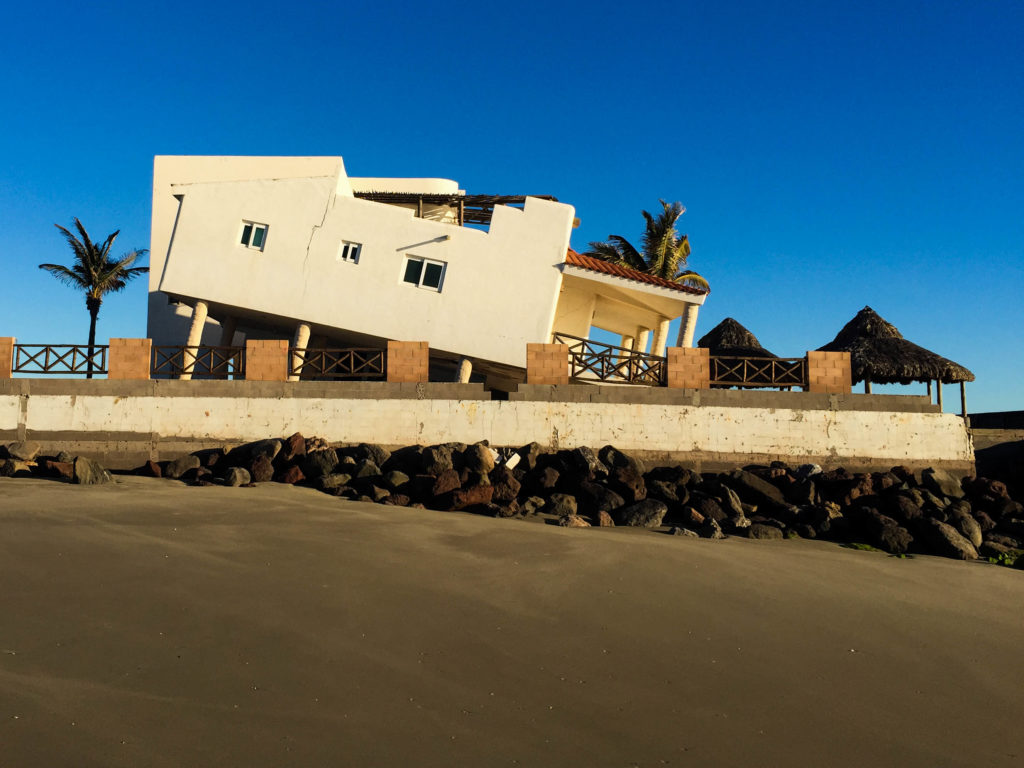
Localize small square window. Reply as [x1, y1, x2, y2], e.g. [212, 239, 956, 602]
[240, 220, 268, 251]
[338, 241, 362, 264]
[403, 256, 445, 292]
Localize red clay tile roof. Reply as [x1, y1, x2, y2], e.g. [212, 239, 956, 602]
[564, 249, 707, 295]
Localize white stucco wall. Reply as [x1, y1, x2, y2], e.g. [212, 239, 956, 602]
[2, 392, 974, 470]
[150, 156, 350, 345]
[155, 162, 574, 367]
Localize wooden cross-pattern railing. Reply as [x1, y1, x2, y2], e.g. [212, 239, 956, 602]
[289, 348, 386, 380]
[13, 344, 108, 376]
[552, 332, 666, 386]
[710, 356, 807, 388]
[151, 345, 246, 379]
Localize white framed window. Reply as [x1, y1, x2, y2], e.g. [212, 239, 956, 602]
[240, 221, 268, 251]
[403, 256, 446, 291]
[338, 241, 362, 264]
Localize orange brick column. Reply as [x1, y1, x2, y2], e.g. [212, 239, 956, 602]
[666, 346, 710, 388]
[0, 337, 13, 379]
[387, 341, 429, 383]
[526, 343, 569, 385]
[108, 338, 152, 380]
[806, 350, 852, 394]
[245, 339, 289, 382]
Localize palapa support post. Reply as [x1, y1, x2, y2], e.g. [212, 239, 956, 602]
[937, 381, 944, 411]
[960, 381, 967, 419]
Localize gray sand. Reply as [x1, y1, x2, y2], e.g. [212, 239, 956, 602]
[0, 476, 1021, 767]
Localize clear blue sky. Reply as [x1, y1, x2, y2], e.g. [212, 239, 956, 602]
[1, 0, 1021, 412]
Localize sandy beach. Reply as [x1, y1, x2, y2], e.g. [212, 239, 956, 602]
[0, 475, 1021, 767]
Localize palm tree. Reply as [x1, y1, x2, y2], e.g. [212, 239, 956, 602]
[585, 200, 709, 291]
[39, 218, 149, 378]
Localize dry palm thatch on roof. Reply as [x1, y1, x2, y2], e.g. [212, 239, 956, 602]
[817, 306, 974, 385]
[698, 318, 777, 358]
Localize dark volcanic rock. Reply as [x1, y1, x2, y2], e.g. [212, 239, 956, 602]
[249, 455, 275, 483]
[862, 509, 913, 554]
[451, 485, 494, 510]
[921, 468, 964, 499]
[431, 469, 462, 497]
[489, 465, 521, 503]
[722, 470, 786, 508]
[40, 459, 74, 481]
[576, 481, 625, 516]
[280, 432, 307, 463]
[462, 443, 496, 474]
[224, 467, 251, 487]
[73, 456, 111, 485]
[747, 522, 784, 540]
[275, 465, 305, 485]
[420, 445, 455, 475]
[545, 493, 578, 517]
[616, 499, 668, 528]
[302, 449, 339, 479]
[165, 454, 200, 480]
[921, 519, 978, 560]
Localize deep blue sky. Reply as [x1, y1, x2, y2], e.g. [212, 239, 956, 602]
[2, 1, 1021, 412]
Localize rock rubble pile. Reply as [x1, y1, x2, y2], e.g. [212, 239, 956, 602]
[3, 435, 1022, 566]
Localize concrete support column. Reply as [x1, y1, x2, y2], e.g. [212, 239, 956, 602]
[635, 328, 651, 355]
[289, 322, 312, 382]
[620, 335, 635, 352]
[218, 316, 238, 347]
[675, 303, 701, 348]
[651, 319, 671, 358]
[180, 301, 208, 381]
[456, 357, 473, 383]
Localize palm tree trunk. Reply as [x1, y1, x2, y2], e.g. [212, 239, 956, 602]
[86, 297, 101, 379]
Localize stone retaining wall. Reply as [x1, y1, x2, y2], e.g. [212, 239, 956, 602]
[0, 380, 973, 473]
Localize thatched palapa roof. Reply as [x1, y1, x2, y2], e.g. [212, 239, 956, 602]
[817, 306, 974, 385]
[698, 318, 777, 358]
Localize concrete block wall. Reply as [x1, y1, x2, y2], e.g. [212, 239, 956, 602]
[0, 338, 13, 379]
[526, 343, 569, 385]
[666, 347, 710, 389]
[245, 339, 289, 382]
[386, 341, 429, 383]
[108, 338, 152, 380]
[807, 351, 852, 394]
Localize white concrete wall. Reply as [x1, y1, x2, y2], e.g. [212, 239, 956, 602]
[156, 165, 574, 368]
[150, 156, 349, 345]
[2, 392, 974, 468]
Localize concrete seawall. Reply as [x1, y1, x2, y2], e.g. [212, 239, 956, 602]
[0, 380, 974, 473]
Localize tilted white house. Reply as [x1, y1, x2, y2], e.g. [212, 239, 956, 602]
[149, 156, 707, 387]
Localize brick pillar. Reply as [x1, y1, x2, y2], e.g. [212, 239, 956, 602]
[387, 341, 429, 383]
[245, 339, 289, 382]
[0, 337, 13, 379]
[108, 338, 152, 380]
[806, 350, 852, 394]
[526, 343, 569, 385]
[666, 346, 710, 388]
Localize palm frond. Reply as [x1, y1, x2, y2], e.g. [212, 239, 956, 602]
[606, 236, 647, 271]
[38, 263, 90, 289]
[674, 269, 710, 292]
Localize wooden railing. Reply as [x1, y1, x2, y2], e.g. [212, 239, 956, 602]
[13, 344, 108, 376]
[151, 345, 246, 379]
[710, 356, 807, 388]
[552, 332, 666, 386]
[288, 348, 386, 380]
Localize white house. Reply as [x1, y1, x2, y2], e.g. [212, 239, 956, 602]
[149, 156, 707, 387]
